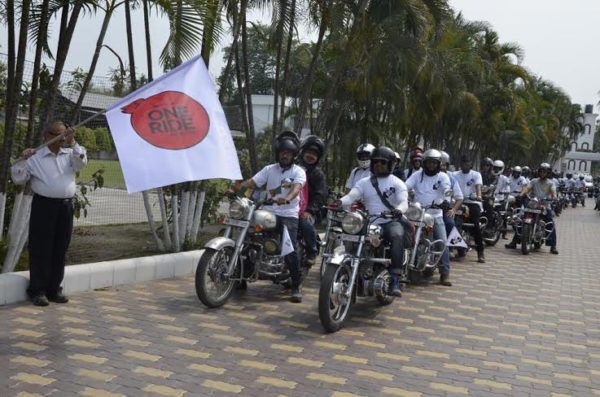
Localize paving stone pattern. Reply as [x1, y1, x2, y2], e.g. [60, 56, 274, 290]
[2, 203, 600, 396]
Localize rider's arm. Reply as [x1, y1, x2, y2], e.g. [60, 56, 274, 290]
[519, 185, 530, 197]
[395, 187, 409, 214]
[340, 187, 362, 208]
[475, 184, 482, 200]
[307, 169, 328, 216]
[239, 178, 257, 190]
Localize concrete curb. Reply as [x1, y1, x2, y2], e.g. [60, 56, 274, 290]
[0, 250, 203, 306]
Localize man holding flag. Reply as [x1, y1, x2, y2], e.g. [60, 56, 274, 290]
[235, 132, 306, 303]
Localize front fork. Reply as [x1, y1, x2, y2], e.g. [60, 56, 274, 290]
[344, 240, 365, 300]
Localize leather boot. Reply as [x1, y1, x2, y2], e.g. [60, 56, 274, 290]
[439, 274, 452, 287]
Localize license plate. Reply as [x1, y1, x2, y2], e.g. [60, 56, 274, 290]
[341, 234, 361, 242]
[225, 218, 249, 228]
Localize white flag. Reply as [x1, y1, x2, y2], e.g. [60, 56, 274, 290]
[446, 226, 468, 248]
[106, 55, 242, 193]
[281, 225, 295, 256]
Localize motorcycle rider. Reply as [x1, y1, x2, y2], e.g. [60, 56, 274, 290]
[346, 143, 375, 191]
[440, 151, 464, 260]
[237, 131, 307, 302]
[297, 135, 328, 267]
[508, 166, 527, 195]
[453, 155, 486, 263]
[392, 151, 405, 180]
[575, 175, 587, 205]
[522, 166, 531, 184]
[405, 149, 453, 286]
[337, 146, 409, 296]
[403, 147, 424, 181]
[481, 157, 495, 186]
[505, 162, 558, 255]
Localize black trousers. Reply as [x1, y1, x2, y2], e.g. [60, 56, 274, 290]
[465, 202, 484, 253]
[27, 194, 73, 298]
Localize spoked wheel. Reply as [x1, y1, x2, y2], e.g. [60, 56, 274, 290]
[195, 247, 236, 308]
[521, 224, 531, 255]
[319, 263, 353, 333]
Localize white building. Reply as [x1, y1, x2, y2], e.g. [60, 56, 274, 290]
[555, 104, 600, 175]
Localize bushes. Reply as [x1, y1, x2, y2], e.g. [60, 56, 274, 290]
[75, 126, 114, 152]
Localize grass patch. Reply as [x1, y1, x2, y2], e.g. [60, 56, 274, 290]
[78, 159, 125, 189]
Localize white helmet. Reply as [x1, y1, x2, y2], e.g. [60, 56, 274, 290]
[394, 151, 401, 162]
[492, 160, 504, 176]
[440, 150, 450, 165]
[356, 143, 375, 169]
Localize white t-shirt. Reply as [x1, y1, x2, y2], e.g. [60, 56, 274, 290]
[508, 175, 528, 193]
[565, 178, 576, 190]
[346, 167, 371, 189]
[453, 170, 482, 203]
[252, 163, 306, 218]
[340, 175, 408, 224]
[574, 179, 586, 189]
[405, 170, 451, 217]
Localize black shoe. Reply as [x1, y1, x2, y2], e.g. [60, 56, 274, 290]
[290, 286, 303, 303]
[305, 256, 316, 267]
[505, 242, 517, 249]
[32, 295, 49, 307]
[47, 293, 69, 303]
[477, 253, 486, 263]
[236, 280, 248, 290]
[550, 247, 559, 255]
[439, 274, 452, 287]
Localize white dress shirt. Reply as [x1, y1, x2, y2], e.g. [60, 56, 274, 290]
[11, 144, 88, 198]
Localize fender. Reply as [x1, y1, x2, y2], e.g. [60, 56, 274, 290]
[328, 252, 351, 266]
[204, 236, 236, 251]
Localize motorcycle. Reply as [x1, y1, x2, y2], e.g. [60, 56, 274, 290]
[195, 195, 308, 308]
[318, 208, 401, 333]
[454, 194, 487, 250]
[513, 197, 554, 255]
[401, 202, 447, 283]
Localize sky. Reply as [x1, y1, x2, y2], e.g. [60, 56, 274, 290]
[1, 1, 599, 110]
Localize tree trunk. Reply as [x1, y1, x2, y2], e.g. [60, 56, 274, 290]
[178, 188, 190, 244]
[239, 1, 258, 174]
[190, 188, 205, 242]
[171, 193, 180, 252]
[294, 17, 326, 135]
[271, 0, 288, 143]
[25, 0, 51, 147]
[278, 0, 296, 132]
[71, 2, 116, 123]
[39, 1, 84, 136]
[218, 7, 241, 103]
[124, 0, 136, 89]
[142, 191, 164, 251]
[142, 0, 153, 80]
[157, 188, 172, 250]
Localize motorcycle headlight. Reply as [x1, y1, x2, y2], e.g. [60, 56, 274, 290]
[527, 199, 540, 209]
[342, 212, 365, 235]
[423, 213, 435, 227]
[252, 210, 277, 230]
[507, 195, 516, 204]
[229, 199, 250, 219]
[405, 203, 423, 221]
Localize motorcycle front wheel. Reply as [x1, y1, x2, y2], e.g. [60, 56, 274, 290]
[319, 263, 353, 333]
[195, 247, 236, 308]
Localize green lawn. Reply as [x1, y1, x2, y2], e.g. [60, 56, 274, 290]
[77, 159, 125, 189]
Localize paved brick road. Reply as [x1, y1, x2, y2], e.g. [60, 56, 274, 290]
[2, 202, 600, 397]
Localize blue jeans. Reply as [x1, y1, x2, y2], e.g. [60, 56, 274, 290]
[298, 217, 318, 258]
[433, 216, 450, 276]
[277, 216, 301, 287]
[381, 221, 405, 274]
[544, 209, 557, 247]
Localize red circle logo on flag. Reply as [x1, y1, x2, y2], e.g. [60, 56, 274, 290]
[121, 91, 210, 149]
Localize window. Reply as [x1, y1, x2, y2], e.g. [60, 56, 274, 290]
[581, 142, 589, 150]
[568, 160, 576, 170]
[584, 124, 592, 134]
[571, 141, 578, 151]
[579, 161, 587, 172]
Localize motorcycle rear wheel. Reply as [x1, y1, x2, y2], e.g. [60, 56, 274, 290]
[319, 263, 353, 333]
[195, 247, 236, 308]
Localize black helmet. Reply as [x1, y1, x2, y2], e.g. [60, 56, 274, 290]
[579, 175, 585, 180]
[481, 157, 493, 168]
[522, 166, 531, 175]
[423, 149, 442, 176]
[370, 146, 396, 175]
[566, 172, 573, 179]
[276, 130, 300, 156]
[300, 135, 325, 160]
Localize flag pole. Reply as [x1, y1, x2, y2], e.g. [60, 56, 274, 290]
[13, 108, 108, 164]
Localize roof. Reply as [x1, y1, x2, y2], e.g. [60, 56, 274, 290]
[61, 89, 121, 110]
